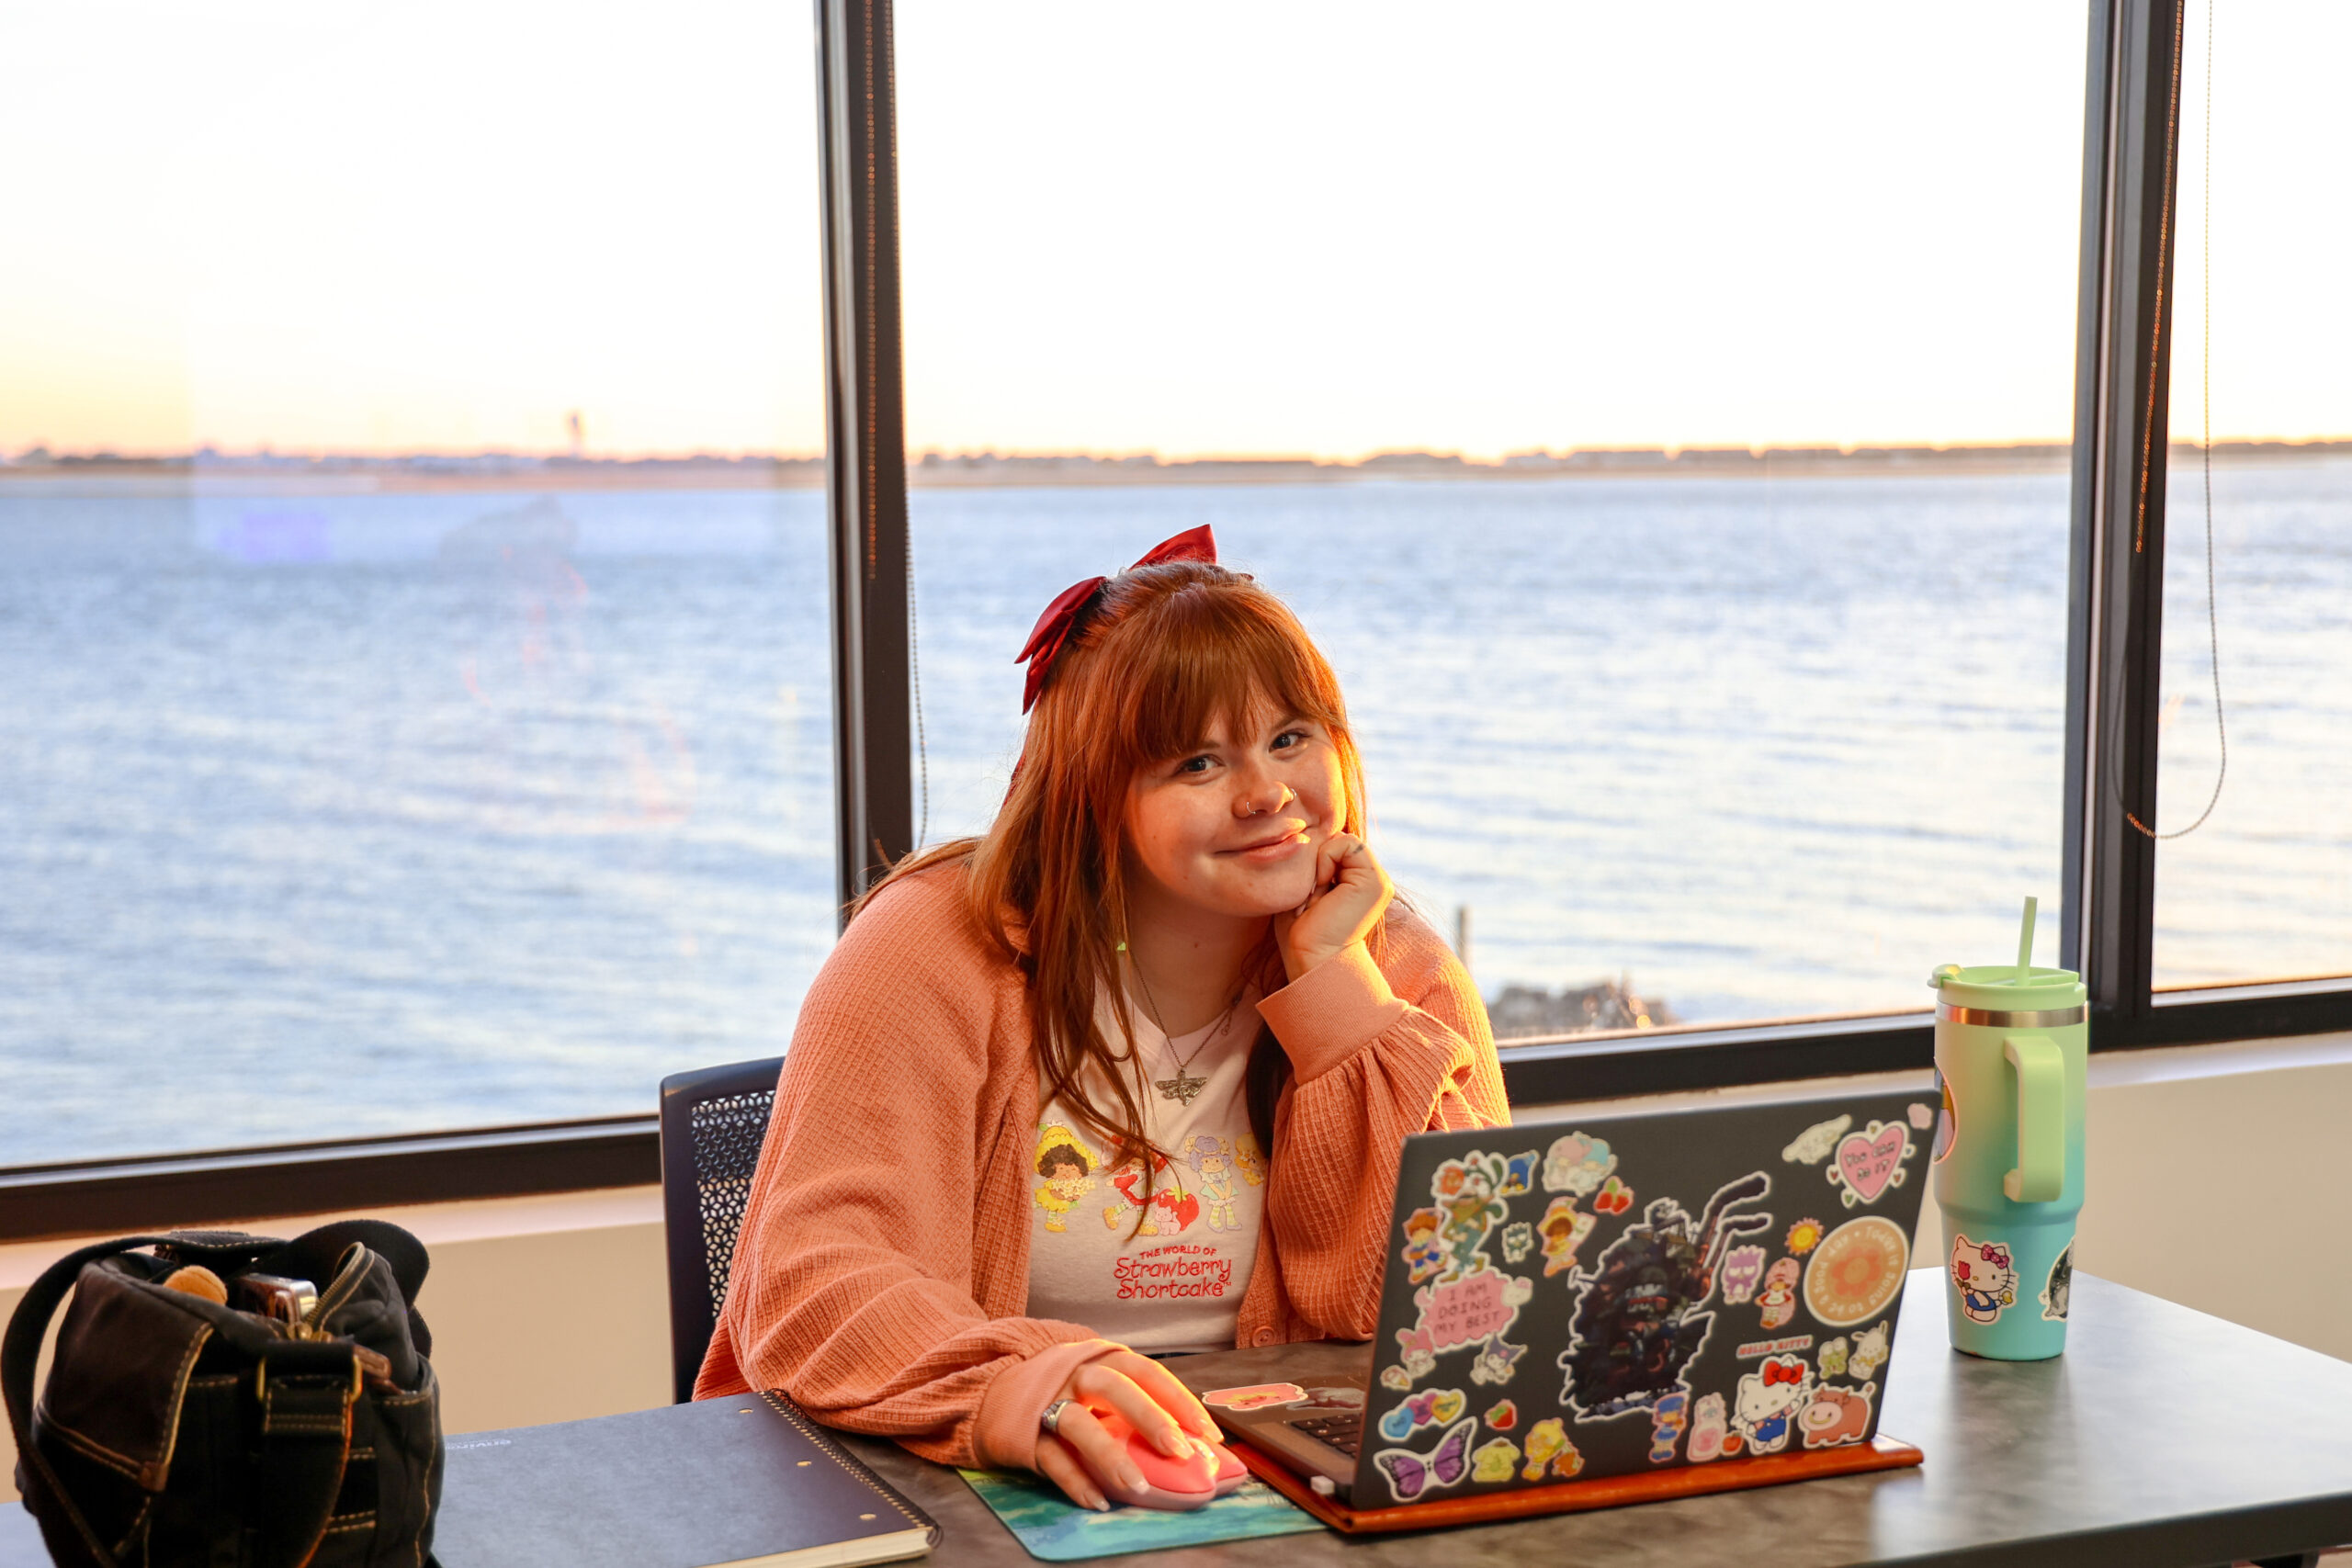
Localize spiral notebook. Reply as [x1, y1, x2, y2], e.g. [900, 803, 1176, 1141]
[433, 1392, 936, 1568]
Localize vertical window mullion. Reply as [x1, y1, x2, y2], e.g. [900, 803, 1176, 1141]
[2064, 0, 2183, 1043]
[817, 0, 913, 921]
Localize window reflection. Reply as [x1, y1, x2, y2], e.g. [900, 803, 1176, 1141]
[0, 2, 832, 1165]
[2153, 2, 2352, 991]
[898, 2, 2085, 1033]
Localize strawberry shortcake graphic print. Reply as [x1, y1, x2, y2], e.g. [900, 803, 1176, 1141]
[1026, 996, 1267, 1353]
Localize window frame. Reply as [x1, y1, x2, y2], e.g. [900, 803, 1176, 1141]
[5, 0, 2345, 1243]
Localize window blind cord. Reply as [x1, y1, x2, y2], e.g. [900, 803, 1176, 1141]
[2118, 0, 2228, 842]
[908, 520, 930, 851]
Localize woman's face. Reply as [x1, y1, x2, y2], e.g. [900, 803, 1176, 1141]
[1123, 703, 1345, 922]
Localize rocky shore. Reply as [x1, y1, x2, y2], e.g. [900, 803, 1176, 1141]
[1487, 977, 1679, 1042]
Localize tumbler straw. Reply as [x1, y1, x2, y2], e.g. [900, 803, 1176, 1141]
[2015, 896, 2038, 985]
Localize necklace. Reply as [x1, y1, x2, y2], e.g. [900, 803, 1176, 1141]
[1119, 941, 1240, 1107]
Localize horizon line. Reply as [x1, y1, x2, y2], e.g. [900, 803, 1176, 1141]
[10, 434, 2352, 470]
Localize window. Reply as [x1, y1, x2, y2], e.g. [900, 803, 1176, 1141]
[896, 2, 2087, 1036]
[0, 2, 831, 1166]
[5, 0, 2339, 1228]
[2153, 0, 2352, 992]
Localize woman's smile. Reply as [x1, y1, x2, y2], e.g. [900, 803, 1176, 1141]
[1220, 822, 1311, 862]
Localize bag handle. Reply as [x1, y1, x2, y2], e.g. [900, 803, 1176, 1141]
[4, 1235, 231, 1565]
[4, 1233, 367, 1568]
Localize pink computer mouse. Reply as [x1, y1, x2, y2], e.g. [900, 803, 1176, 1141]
[1093, 1411, 1248, 1510]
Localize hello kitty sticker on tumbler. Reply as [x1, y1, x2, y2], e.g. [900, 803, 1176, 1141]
[1825, 1119, 1917, 1209]
[1950, 1233, 2018, 1323]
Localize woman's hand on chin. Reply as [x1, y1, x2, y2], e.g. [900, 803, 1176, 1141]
[1272, 831, 1393, 982]
[1032, 1350, 1223, 1511]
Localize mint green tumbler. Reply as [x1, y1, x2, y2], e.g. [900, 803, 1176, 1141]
[1928, 955, 2086, 1360]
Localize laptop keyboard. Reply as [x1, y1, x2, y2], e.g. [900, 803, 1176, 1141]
[1291, 1413, 1363, 1458]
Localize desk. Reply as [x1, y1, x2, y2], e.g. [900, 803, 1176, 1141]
[4, 1273, 2347, 1566]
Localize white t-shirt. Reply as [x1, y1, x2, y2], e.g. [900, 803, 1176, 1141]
[1024, 992, 1268, 1353]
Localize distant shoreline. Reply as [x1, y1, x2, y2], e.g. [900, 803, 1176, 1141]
[5, 438, 2348, 494]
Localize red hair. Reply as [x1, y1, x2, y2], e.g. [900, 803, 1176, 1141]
[859, 558, 1368, 1184]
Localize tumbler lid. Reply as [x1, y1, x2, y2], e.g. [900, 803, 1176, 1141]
[1928, 963, 2086, 1011]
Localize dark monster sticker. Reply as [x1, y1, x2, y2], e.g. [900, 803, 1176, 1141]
[1556, 1171, 1773, 1419]
[2041, 1239, 2074, 1321]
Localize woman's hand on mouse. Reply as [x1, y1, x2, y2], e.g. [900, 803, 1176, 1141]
[1273, 831, 1393, 981]
[1032, 1350, 1224, 1511]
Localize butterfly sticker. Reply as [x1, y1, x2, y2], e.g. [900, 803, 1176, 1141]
[1373, 1417, 1476, 1504]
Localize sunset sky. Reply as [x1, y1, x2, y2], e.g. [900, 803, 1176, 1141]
[2, 1, 2343, 460]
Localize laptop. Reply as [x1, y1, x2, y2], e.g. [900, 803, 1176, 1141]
[1195, 1090, 1933, 1510]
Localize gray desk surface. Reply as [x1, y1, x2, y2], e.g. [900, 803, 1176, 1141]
[4, 1272, 2347, 1566]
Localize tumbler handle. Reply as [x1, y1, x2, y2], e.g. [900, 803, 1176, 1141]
[2002, 1032, 2065, 1202]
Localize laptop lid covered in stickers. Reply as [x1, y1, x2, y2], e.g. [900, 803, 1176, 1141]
[1351, 1091, 1933, 1509]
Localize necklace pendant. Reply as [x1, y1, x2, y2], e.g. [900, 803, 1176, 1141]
[1155, 1071, 1207, 1107]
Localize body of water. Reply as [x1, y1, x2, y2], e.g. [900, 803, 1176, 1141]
[3, 463, 2344, 1165]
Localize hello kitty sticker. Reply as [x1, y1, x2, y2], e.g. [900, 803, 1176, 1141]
[1950, 1233, 2018, 1323]
[1725, 1353, 1812, 1455]
[1824, 1119, 1917, 1208]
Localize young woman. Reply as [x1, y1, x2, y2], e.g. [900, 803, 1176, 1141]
[695, 526, 1509, 1509]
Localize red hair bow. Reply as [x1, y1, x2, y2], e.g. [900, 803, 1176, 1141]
[1762, 1359, 1804, 1386]
[1014, 525, 1217, 712]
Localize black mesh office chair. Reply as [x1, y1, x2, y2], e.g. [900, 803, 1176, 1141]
[657, 1055, 786, 1404]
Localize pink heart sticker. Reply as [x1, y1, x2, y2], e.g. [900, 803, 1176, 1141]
[1835, 1123, 1907, 1203]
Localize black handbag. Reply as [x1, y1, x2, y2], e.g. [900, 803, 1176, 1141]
[3, 1222, 443, 1568]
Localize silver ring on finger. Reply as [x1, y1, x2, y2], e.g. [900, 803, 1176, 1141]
[1040, 1399, 1075, 1437]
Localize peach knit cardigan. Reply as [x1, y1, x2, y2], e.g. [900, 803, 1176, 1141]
[694, 864, 1510, 1471]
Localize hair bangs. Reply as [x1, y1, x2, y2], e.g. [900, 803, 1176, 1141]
[1103, 574, 1349, 771]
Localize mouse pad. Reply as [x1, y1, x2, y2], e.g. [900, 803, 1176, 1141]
[956, 1467, 1323, 1561]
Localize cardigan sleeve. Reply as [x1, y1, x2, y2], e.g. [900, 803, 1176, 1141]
[692, 872, 1108, 1469]
[1252, 905, 1510, 1338]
